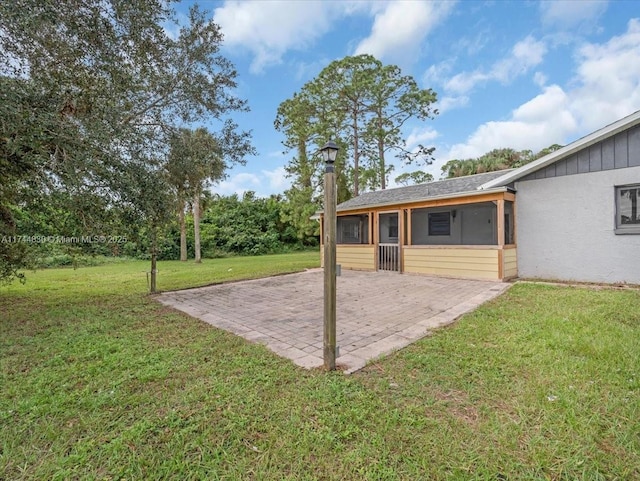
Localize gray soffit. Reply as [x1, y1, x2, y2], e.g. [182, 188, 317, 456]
[480, 109, 640, 190]
[336, 170, 512, 212]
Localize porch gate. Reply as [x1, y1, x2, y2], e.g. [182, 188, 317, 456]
[378, 243, 399, 271]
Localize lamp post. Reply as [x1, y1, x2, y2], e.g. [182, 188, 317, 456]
[321, 140, 339, 371]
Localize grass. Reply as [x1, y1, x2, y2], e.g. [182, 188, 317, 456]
[1, 252, 639, 480]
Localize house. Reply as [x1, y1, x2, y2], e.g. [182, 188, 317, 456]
[319, 109, 640, 284]
[480, 110, 640, 284]
[320, 169, 518, 281]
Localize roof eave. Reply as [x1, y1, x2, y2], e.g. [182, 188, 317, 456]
[478, 109, 640, 190]
[333, 186, 509, 214]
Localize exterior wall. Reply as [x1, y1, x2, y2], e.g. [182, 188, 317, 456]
[515, 165, 640, 284]
[503, 247, 518, 279]
[336, 245, 375, 271]
[404, 246, 500, 280]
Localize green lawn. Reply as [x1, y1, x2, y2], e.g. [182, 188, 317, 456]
[1, 253, 639, 480]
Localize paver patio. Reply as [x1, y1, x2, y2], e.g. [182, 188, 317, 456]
[158, 269, 510, 373]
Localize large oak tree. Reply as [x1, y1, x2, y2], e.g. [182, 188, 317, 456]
[0, 0, 253, 283]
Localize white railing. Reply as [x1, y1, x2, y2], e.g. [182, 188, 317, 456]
[378, 243, 399, 271]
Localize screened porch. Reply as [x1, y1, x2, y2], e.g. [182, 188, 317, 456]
[320, 189, 517, 281]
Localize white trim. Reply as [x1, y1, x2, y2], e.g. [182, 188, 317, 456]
[479, 110, 640, 190]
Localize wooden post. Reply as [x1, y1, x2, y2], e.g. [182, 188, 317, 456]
[323, 162, 337, 371]
[407, 208, 412, 246]
[398, 210, 404, 273]
[497, 199, 505, 247]
[512, 201, 517, 245]
[150, 230, 158, 293]
[497, 199, 505, 281]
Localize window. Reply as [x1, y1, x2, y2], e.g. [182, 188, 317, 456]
[616, 185, 640, 234]
[388, 214, 398, 238]
[337, 215, 370, 244]
[428, 212, 450, 236]
[504, 200, 515, 245]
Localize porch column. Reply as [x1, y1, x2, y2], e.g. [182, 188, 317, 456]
[398, 209, 405, 273]
[497, 199, 505, 247]
[497, 199, 505, 280]
[373, 211, 379, 270]
[370, 211, 375, 245]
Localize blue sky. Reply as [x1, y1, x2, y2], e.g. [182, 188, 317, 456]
[183, 0, 640, 197]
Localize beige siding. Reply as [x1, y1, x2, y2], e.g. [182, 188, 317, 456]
[503, 248, 518, 279]
[404, 247, 500, 280]
[336, 245, 375, 271]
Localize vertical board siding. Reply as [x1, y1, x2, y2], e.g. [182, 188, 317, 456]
[555, 158, 567, 176]
[566, 154, 578, 175]
[602, 137, 615, 170]
[520, 124, 639, 181]
[404, 247, 500, 280]
[614, 132, 628, 168]
[589, 144, 602, 171]
[578, 149, 590, 173]
[336, 245, 375, 271]
[629, 127, 640, 167]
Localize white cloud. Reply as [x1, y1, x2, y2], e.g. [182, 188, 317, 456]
[533, 71, 547, 87]
[436, 95, 469, 114]
[439, 18, 640, 164]
[212, 167, 292, 197]
[423, 59, 456, 87]
[214, 172, 261, 196]
[406, 127, 439, 150]
[213, 1, 344, 73]
[354, 1, 456, 64]
[452, 30, 490, 57]
[540, 0, 608, 30]
[511, 85, 572, 124]
[442, 85, 576, 160]
[445, 36, 547, 95]
[213, 0, 455, 74]
[262, 166, 292, 193]
[571, 18, 640, 131]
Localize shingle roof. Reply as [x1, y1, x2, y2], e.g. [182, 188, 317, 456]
[337, 169, 512, 212]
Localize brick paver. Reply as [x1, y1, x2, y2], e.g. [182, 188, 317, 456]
[157, 269, 510, 373]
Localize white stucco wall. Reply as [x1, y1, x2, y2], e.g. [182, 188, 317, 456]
[515, 166, 640, 284]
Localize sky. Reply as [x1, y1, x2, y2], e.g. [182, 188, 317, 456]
[181, 0, 640, 197]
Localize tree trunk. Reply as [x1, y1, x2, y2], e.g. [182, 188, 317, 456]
[193, 190, 201, 263]
[353, 111, 360, 197]
[378, 111, 386, 190]
[179, 197, 187, 261]
[150, 230, 158, 293]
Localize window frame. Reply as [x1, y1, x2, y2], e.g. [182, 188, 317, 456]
[337, 214, 370, 244]
[615, 184, 640, 235]
[428, 211, 451, 236]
